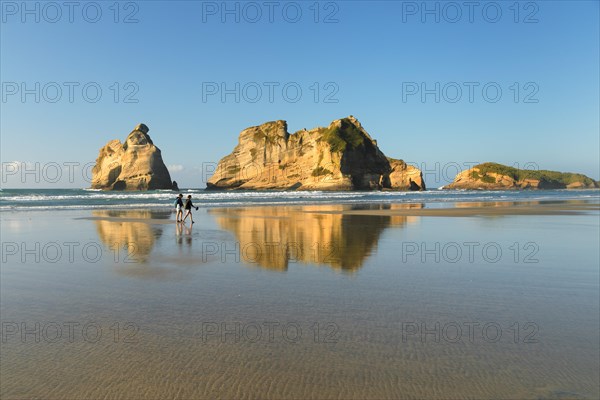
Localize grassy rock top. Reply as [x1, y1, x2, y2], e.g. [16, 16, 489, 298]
[472, 162, 597, 187]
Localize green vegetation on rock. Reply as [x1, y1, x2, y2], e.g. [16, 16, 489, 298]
[321, 119, 365, 153]
[473, 162, 597, 186]
[470, 170, 496, 183]
[252, 127, 280, 145]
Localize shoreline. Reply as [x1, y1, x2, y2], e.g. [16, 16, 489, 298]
[2, 188, 598, 214]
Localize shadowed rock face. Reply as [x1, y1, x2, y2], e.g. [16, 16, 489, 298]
[92, 124, 173, 190]
[445, 162, 599, 190]
[207, 116, 425, 191]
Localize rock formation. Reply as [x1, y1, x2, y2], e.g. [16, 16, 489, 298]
[445, 162, 599, 190]
[91, 123, 174, 190]
[207, 116, 425, 191]
[387, 158, 426, 191]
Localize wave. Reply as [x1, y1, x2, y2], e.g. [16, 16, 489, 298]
[0, 188, 597, 212]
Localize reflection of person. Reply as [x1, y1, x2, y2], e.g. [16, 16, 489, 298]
[174, 194, 184, 222]
[175, 220, 183, 244]
[184, 222, 193, 245]
[182, 195, 198, 224]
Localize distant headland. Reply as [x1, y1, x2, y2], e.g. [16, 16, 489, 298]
[444, 162, 598, 190]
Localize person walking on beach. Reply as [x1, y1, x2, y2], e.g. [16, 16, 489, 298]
[174, 193, 184, 222]
[182, 194, 198, 224]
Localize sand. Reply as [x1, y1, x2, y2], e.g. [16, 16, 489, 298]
[2, 201, 599, 399]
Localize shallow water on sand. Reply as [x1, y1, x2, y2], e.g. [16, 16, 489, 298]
[1, 202, 599, 399]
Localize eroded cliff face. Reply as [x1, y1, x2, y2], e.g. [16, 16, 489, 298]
[387, 158, 426, 191]
[92, 124, 173, 190]
[207, 116, 425, 191]
[445, 163, 599, 190]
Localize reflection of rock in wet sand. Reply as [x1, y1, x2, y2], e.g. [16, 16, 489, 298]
[454, 201, 541, 208]
[455, 200, 594, 209]
[93, 210, 164, 263]
[209, 204, 421, 272]
[91, 210, 225, 280]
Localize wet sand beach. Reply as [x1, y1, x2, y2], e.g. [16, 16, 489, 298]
[315, 200, 600, 216]
[78, 200, 600, 224]
[1, 200, 599, 399]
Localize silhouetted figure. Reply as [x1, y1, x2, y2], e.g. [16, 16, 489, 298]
[182, 195, 198, 224]
[174, 193, 184, 222]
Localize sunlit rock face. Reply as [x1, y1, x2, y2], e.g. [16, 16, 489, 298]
[92, 124, 174, 191]
[207, 116, 425, 191]
[386, 158, 426, 190]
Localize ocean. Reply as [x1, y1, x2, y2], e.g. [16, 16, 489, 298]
[1, 188, 598, 211]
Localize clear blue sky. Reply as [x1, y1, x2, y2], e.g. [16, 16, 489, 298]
[1, 0, 598, 188]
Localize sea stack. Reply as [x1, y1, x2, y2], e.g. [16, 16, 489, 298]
[91, 123, 174, 190]
[207, 116, 425, 191]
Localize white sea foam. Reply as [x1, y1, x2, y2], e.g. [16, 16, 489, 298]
[0, 188, 597, 211]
